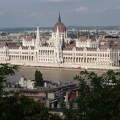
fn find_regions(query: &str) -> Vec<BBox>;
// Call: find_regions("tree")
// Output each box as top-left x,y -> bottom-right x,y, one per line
0,94 -> 62,120
0,64 -> 62,120
64,70 -> 120,120
0,64 -> 18,96
34,70 -> 44,87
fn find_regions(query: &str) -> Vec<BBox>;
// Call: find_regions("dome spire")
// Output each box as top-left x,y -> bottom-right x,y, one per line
58,12 -> 61,23
53,12 -> 66,33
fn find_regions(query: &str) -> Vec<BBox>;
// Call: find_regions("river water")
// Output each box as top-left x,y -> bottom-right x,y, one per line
8,66 -> 106,84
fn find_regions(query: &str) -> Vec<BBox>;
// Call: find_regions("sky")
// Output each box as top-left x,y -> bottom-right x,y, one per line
0,0 -> 120,27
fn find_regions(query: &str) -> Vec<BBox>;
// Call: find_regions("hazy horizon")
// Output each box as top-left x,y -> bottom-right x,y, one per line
0,0 -> 120,27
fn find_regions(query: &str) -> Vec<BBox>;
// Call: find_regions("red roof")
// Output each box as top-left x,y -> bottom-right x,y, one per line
53,23 -> 66,33
24,37 -> 33,41
99,40 -> 109,42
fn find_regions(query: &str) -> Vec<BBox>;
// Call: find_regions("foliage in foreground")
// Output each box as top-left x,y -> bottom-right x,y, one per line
0,64 -> 62,120
0,64 -> 18,95
64,70 -> 120,120
0,95 -> 62,120
1,64 -> 120,120
34,70 -> 44,87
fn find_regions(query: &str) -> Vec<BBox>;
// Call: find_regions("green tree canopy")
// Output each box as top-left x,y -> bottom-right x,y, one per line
0,64 -> 62,120
0,64 -> 18,96
34,70 -> 44,87
0,94 -> 62,120
65,70 -> 120,120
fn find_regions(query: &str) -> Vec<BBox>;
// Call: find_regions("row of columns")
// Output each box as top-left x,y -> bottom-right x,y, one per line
39,50 -> 54,56
63,56 -> 111,65
9,55 -> 34,61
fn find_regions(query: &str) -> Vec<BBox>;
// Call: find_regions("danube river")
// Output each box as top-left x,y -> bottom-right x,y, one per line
8,66 -> 106,83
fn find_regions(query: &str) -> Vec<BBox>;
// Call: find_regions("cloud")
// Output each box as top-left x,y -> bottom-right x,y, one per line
0,10 -> 9,16
48,0 -> 64,2
0,10 -> 33,17
111,6 -> 120,11
75,7 -> 89,12
97,6 -> 120,13
0,11 -> 5,15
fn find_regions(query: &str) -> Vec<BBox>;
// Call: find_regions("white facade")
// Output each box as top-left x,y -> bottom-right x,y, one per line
22,37 -> 35,47
19,77 -> 35,89
76,37 -> 99,48
0,16 -> 120,70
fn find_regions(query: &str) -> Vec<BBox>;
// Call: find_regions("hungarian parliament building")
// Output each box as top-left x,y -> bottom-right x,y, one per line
0,14 -> 120,69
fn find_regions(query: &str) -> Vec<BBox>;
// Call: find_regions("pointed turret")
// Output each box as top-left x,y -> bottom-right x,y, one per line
53,13 -> 66,33
56,26 -> 59,35
58,12 -> 61,23
35,26 -> 40,48
36,26 -> 40,40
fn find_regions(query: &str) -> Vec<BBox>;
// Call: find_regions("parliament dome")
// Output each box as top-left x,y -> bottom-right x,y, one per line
53,13 -> 66,33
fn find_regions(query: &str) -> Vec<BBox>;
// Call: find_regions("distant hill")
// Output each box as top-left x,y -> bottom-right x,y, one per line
0,27 -> 52,33
0,26 -> 120,33
68,26 -> 120,30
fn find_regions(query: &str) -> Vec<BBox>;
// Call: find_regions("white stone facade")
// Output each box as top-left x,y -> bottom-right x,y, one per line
19,77 -> 34,89
76,37 -> 99,48
22,37 -> 35,47
0,16 -> 120,70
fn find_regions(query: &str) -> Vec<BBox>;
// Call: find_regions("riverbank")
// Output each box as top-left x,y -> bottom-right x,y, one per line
8,66 -> 109,84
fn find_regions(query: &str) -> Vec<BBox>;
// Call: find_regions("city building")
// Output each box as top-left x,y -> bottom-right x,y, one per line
0,14 -> 120,69
18,77 -> 35,89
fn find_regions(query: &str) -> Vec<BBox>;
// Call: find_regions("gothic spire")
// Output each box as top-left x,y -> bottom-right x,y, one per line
36,26 -> 40,40
35,26 -> 40,48
58,12 -> 61,23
